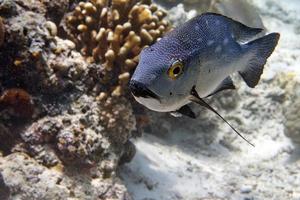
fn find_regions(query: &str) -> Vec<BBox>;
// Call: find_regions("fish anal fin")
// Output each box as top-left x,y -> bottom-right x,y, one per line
239,33 -> 280,88
176,105 -> 196,119
206,76 -> 235,97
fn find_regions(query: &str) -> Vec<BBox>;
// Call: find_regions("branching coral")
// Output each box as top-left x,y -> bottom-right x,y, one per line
62,0 -> 170,96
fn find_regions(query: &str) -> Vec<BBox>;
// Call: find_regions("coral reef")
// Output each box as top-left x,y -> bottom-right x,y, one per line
0,17 -> 4,47
62,0 -> 170,96
43,0 -> 70,23
0,88 -> 34,118
0,153 -> 132,200
0,0 -> 169,199
284,98 -> 300,144
277,73 -> 300,145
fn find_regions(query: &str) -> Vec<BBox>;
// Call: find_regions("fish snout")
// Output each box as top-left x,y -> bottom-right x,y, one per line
129,80 -> 160,100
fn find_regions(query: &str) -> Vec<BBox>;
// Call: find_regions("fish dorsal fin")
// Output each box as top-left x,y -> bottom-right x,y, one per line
176,105 -> 196,119
189,86 -> 254,147
231,20 -> 263,43
202,13 -> 264,43
206,76 -> 236,97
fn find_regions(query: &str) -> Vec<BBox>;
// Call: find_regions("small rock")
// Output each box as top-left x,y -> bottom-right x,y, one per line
44,21 -> 57,36
240,185 -> 252,194
243,197 -> 254,200
266,88 -> 285,103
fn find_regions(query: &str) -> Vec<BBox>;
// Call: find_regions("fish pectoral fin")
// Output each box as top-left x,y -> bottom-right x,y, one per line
206,76 -> 236,97
239,33 -> 280,88
176,105 -> 196,119
189,86 -> 254,147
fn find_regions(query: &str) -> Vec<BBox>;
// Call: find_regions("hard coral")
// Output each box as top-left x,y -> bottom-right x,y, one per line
0,88 -> 34,118
18,93 -> 136,168
0,17 -> 4,47
98,95 -> 136,144
62,0 -> 170,95
41,0 -> 69,23
0,153 -> 132,199
278,73 -> 300,146
0,0 -> 170,197
0,0 -> 137,167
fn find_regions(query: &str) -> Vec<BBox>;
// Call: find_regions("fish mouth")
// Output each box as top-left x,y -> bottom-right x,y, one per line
129,80 -> 160,100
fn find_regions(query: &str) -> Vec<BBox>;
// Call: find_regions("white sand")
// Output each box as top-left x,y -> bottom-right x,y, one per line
121,1 -> 300,199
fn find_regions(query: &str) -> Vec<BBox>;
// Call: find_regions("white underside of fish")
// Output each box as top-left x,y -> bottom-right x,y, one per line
134,51 -> 254,113
134,95 -> 190,112
134,55 -> 251,112
196,52 -> 252,97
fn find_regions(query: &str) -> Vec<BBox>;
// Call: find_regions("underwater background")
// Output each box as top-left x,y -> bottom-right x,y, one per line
0,0 -> 299,199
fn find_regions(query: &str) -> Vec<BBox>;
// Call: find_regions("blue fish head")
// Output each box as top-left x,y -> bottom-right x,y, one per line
130,42 -> 197,112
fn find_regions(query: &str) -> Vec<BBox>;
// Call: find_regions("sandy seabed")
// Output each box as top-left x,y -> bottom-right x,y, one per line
120,0 -> 300,199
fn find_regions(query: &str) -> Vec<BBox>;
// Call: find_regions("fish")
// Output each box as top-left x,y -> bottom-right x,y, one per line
129,13 -> 280,146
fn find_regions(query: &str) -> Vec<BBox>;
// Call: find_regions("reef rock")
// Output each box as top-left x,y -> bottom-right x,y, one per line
0,153 -> 131,200
278,73 -> 300,145
0,0 -> 168,199
0,17 -> 4,47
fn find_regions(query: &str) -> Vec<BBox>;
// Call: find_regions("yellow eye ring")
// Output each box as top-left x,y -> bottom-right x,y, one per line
168,60 -> 184,80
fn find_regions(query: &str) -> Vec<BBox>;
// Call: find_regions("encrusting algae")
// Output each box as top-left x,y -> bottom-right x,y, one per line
62,0 -> 170,96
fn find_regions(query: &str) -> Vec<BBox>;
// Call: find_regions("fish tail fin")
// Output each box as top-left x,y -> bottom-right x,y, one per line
239,33 -> 280,88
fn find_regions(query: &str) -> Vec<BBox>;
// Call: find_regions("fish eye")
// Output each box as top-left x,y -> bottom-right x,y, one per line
167,60 -> 184,80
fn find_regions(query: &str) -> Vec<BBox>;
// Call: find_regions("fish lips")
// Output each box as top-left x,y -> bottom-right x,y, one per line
129,80 -> 160,100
